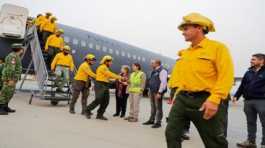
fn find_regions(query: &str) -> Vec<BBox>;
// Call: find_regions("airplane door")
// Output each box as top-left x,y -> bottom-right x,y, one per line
0,4 -> 29,39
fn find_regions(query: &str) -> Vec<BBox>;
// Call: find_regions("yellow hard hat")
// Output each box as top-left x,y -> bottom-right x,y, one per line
85,54 -> 96,60
100,55 -> 113,64
63,45 -> 71,51
56,29 -> 64,34
178,13 -> 215,32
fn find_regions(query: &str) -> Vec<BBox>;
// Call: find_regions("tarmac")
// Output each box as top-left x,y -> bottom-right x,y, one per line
0,87 -> 263,148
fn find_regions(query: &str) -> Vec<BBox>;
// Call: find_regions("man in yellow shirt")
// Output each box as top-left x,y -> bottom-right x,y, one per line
34,14 -> 45,29
165,13 -> 234,148
70,54 -> 96,115
40,16 -> 58,48
86,55 -> 122,120
37,12 -> 52,48
44,29 -> 64,69
51,45 -> 74,92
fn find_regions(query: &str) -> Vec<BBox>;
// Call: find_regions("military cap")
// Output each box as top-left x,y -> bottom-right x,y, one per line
11,43 -> 24,49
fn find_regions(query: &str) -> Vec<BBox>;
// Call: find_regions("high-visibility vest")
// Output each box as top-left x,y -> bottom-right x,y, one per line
128,71 -> 143,93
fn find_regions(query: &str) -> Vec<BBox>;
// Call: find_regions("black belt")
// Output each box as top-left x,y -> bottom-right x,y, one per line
96,81 -> 109,86
56,64 -> 70,68
179,91 -> 210,97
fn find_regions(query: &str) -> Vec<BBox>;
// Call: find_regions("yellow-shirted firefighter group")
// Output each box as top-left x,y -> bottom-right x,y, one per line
1,10 -> 265,148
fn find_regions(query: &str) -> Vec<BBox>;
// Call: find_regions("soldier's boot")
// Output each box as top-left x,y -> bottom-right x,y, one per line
5,103 -> 16,113
0,104 -> 8,115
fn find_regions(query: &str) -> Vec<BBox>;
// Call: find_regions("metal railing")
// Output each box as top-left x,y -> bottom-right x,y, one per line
27,26 -> 48,93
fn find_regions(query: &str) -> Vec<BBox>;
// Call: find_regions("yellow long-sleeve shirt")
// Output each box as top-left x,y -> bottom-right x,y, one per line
34,15 -> 46,27
45,34 -> 64,51
74,62 -> 96,81
96,64 -> 121,83
170,38 -> 234,105
40,19 -> 57,33
51,52 -> 75,71
168,60 -> 180,89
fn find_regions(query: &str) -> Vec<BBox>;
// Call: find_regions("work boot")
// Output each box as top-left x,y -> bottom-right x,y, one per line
5,104 -> 16,113
124,116 -> 133,120
151,123 -> 161,128
69,104 -> 75,114
128,118 -> 138,122
113,113 -> 119,117
81,103 -> 87,115
86,110 -> 93,119
69,108 -> 75,114
236,140 -> 257,148
143,120 -> 154,125
120,113 -> 125,118
181,131 -> 190,140
81,110 -> 86,115
96,115 -> 108,121
0,105 -> 8,115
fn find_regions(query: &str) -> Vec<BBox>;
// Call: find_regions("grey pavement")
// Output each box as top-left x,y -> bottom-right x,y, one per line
0,90 -> 263,148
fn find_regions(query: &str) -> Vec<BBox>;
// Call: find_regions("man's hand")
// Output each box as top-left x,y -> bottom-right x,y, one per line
8,80 -> 16,86
155,93 -> 162,100
232,96 -> 238,104
199,100 -> 218,120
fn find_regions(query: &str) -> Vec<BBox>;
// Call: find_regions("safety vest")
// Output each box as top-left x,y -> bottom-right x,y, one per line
128,71 -> 144,93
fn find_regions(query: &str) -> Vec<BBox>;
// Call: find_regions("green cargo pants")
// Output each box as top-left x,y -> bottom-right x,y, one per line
165,91 -> 228,148
86,81 -> 110,116
0,82 -> 16,105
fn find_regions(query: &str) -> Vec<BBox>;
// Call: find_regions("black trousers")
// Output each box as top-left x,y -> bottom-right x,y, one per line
115,92 -> 129,116
87,81 -> 110,116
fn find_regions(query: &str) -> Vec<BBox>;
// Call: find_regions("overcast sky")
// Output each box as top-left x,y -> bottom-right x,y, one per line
0,0 -> 264,76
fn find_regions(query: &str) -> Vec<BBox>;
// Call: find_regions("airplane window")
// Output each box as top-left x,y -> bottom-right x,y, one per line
89,43 -> 93,49
96,44 -> 101,50
133,55 -> 136,59
81,41 -> 86,47
121,51 -> 125,56
109,48 -> 113,54
142,57 -> 146,62
138,56 -> 141,61
102,46 -> 107,52
115,50 -> 119,55
73,38 -> 79,45
127,53 -> 131,58
64,36 -> 70,43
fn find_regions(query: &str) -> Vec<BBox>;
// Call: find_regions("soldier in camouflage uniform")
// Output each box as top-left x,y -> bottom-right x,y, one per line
0,58 -> 4,90
0,43 -> 23,115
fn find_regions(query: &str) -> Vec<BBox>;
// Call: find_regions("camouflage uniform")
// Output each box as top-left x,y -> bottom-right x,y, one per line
0,52 -> 22,105
0,63 -> 4,90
